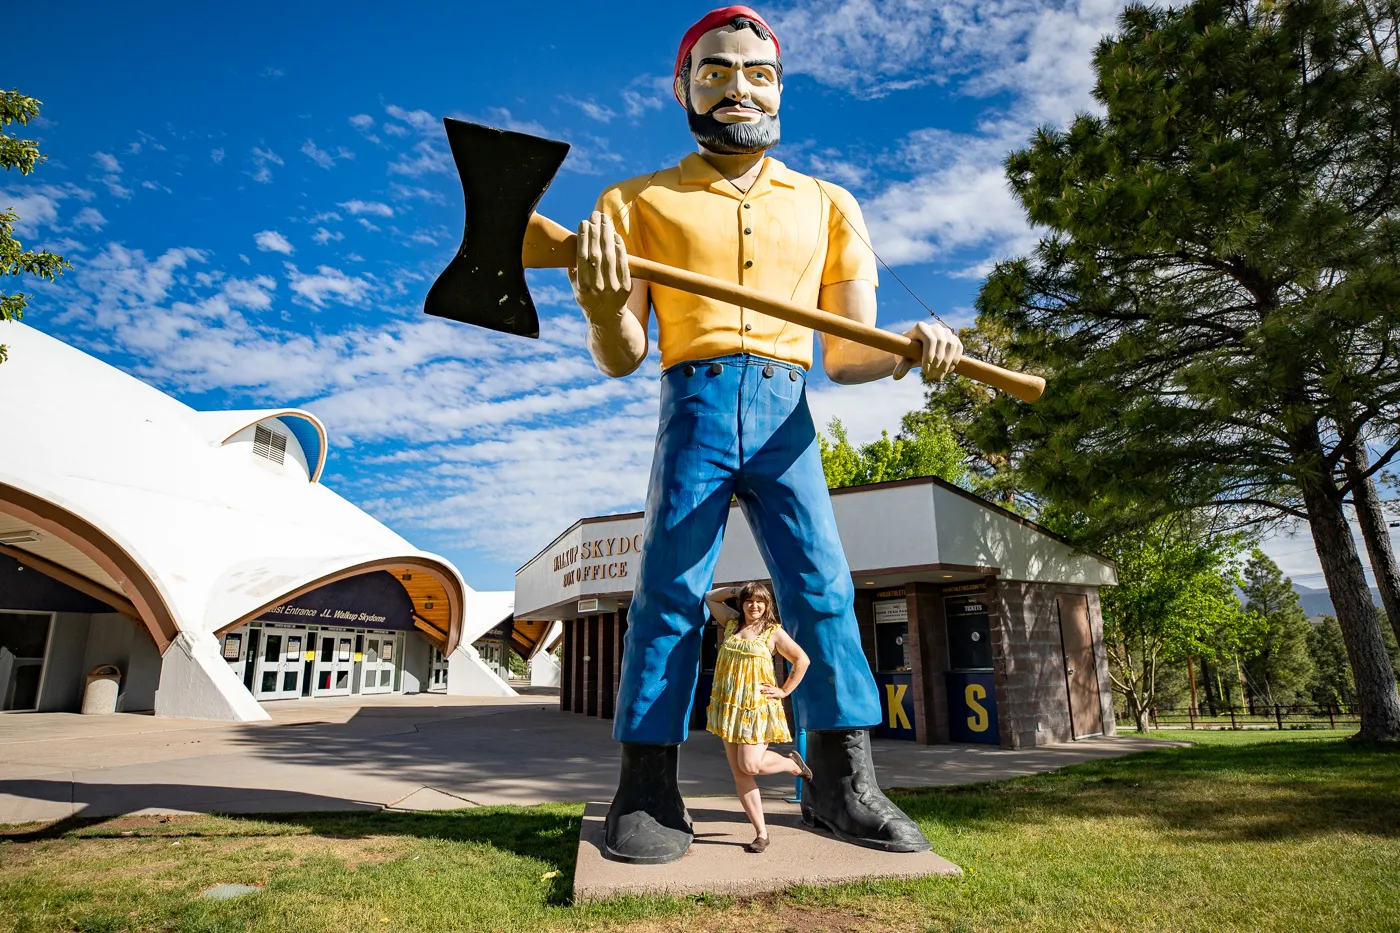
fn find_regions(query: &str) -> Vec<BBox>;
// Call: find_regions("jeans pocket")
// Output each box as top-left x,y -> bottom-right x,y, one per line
764,366 -> 805,407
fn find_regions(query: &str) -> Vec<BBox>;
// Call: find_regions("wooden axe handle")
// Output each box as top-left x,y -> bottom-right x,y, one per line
626,257 -> 1045,403
522,213 -> 1044,402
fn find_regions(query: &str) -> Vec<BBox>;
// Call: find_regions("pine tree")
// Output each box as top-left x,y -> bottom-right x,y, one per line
1240,550 -> 1317,705
974,0 -> 1400,739
1309,615 -> 1357,707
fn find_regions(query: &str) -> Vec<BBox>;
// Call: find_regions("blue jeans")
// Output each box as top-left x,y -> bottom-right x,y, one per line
613,353 -> 881,744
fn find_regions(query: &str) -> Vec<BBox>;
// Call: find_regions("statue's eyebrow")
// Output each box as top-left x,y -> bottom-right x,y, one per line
696,56 -> 779,71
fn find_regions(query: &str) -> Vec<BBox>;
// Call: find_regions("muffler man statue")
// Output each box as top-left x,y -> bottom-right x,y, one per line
571,5 -> 964,864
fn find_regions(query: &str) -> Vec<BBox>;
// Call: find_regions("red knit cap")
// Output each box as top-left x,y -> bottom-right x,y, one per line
673,6 -> 781,106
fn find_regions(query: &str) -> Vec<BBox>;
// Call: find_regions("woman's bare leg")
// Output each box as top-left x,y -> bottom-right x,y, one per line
725,741 -> 768,840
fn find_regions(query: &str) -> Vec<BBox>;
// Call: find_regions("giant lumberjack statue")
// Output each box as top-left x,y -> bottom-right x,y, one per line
424,5 -> 1044,867
574,6 -> 958,864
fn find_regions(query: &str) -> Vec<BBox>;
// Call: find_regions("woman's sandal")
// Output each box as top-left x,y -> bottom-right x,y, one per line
789,750 -> 814,782
744,835 -> 769,854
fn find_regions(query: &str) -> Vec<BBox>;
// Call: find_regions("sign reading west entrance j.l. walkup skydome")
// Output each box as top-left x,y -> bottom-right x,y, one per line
258,571 -> 416,631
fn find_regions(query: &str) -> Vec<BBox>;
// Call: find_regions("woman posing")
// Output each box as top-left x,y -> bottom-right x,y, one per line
704,581 -> 815,853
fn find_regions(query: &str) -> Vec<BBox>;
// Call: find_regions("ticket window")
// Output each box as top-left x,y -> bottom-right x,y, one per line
945,594 -> 993,671
872,599 -> 910,673
871,599 -> 915,741
944,592 -> 999,744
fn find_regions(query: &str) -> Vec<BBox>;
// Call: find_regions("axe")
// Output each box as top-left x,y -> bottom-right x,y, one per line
424,119 -> 1045,403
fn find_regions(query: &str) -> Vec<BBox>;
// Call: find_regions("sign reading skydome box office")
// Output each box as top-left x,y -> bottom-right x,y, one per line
553,533 -> 645,586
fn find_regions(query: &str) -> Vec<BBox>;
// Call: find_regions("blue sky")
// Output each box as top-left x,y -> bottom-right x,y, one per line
8,0 -> 1356,592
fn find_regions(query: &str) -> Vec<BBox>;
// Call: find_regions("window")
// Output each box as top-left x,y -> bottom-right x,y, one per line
945,594 -> 992,670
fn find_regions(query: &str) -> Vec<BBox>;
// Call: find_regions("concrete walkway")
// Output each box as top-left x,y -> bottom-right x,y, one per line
0,694 -> 1176,825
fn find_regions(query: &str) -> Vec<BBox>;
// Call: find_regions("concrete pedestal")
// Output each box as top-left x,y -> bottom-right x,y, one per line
572,796 -> 962,902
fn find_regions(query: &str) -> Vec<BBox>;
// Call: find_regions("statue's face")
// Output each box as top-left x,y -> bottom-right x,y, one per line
677,25 -> 782,155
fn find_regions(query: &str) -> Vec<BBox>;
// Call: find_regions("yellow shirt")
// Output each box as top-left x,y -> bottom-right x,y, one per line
595,153 -> 878,371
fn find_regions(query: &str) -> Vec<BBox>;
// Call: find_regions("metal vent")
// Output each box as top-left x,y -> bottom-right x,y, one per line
253,424 -> 288,465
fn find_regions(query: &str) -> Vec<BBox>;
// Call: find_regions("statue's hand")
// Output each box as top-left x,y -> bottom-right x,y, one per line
896,320 -> 963,381
570,211 -> 632,324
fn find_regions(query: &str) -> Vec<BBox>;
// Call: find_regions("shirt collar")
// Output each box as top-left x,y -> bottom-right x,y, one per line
677,152 -> 796,199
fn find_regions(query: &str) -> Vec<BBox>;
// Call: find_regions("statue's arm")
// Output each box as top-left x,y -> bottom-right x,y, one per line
572,210 -> 650,377
817,282 -> 963,385
814,180 -> 962,384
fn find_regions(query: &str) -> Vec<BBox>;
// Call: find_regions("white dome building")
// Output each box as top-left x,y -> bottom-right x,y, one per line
0,322 -> 514,720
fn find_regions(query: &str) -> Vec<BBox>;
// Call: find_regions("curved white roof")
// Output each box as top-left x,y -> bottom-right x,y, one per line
0,322 -> 471,654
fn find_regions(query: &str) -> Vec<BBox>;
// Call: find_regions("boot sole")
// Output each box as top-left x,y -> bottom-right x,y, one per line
801,807 -> 933,854
602,843 -> 691,865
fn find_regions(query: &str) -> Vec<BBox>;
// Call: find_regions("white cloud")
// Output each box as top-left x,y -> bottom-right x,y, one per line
349,113 -> 375,130
806,372 -> 928,446
312,226 -> 344,244
357,218 -> 381,232
562,96 -> 616,123
286,263 -> 372,308
338,199 -> 394,217
384,104 -> 438,133
390,183 -> 446,204
301,138 -> 354,169
92,151 -> 121,173
210,148 -> 225,164
1,183 -> 96,237
388,138 -> 451,176
621,75 -> 672,117
71,207 -> 107,230
248,146 -> 283,184
774,0 -> 1122,269
253,229 -> 295,254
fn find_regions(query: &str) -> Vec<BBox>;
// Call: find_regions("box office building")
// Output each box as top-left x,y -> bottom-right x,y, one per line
0,323 -> 515,720
515,476 -> 1119,748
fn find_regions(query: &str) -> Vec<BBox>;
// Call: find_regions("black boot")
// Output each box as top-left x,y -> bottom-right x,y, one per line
800,729 -> 931,853
603,743 -> 693,864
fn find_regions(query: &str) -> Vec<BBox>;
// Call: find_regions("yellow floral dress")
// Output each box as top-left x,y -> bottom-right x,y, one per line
706,620 -> 793,745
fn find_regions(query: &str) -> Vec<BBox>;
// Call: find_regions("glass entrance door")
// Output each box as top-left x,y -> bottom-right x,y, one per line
479,642 -> 507,680
312,632 -> 355,697
0,612 -> 52,712
360,634 -> 396,695
429,647 -> 449,692
254,628 -> 307,700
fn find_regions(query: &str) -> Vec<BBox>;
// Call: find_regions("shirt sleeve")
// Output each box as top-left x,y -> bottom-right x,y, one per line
818,180 -> 879,289
595,182 -> 641,257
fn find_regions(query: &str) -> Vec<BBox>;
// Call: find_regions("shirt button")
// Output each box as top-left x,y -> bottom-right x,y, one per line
789,369 -> 799,381
744,324 -> 752,332
745,260 -> 753,268
743,203 -> 751,209
709,362 -> 723,375
683,364 -> 695,377
763,364 -> 774,378
744,227 -> 752,235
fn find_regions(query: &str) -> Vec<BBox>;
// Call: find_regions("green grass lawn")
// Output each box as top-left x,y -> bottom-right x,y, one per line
2,731 -> 1396,933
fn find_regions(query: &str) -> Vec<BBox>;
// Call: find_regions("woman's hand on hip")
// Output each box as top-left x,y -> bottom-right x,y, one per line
760,684 -> 787,699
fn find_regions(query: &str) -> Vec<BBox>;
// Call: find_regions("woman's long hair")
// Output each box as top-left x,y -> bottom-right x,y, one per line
737,581 -> 780,632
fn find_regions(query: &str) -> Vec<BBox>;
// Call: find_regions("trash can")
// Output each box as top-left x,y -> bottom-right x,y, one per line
81,665 -> 122,715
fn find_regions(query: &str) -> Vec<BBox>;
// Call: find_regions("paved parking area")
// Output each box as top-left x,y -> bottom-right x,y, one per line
0,693 -> 1175,825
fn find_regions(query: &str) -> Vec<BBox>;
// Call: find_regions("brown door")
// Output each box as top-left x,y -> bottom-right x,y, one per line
1057,595 -> 1104,738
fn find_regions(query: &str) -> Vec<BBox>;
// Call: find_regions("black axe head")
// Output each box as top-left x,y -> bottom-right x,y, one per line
424,118 -> 570,339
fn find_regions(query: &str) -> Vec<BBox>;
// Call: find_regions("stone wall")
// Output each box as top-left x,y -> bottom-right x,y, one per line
990,582 -> 1116,747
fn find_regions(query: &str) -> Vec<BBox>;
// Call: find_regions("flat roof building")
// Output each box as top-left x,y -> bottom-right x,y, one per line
516,477 -> 1120,748
0,323 -> 513,720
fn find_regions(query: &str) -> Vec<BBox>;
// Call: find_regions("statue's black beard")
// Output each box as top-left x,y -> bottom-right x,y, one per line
687,101 -> 781,155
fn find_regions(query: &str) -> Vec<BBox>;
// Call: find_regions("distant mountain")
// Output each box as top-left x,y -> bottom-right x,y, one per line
1291,583 -> 1383,619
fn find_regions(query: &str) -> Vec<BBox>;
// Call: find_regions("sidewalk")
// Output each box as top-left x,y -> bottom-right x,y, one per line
0,694 -> 1177,825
